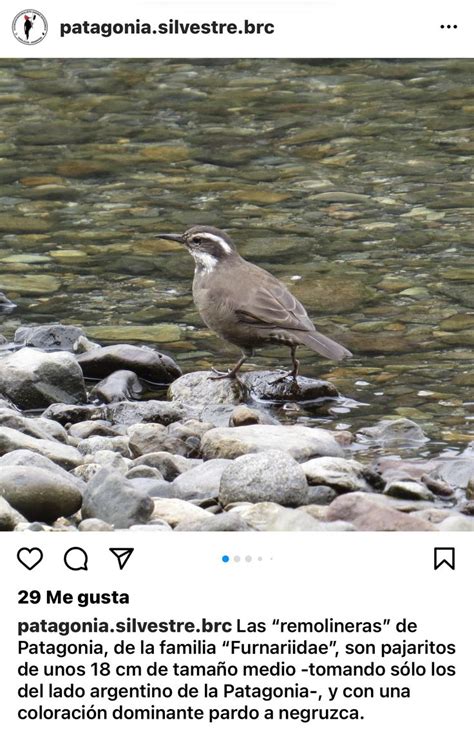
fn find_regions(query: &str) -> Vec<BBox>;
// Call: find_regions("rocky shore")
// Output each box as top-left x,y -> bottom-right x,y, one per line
0,323 -> 473,533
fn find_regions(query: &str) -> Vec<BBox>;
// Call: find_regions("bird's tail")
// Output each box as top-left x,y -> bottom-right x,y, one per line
293,330 -> 352,361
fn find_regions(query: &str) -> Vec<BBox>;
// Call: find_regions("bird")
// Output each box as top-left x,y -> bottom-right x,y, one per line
157,225 -> 352,382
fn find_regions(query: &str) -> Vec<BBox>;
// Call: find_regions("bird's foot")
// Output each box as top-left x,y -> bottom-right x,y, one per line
270,370 -> 299,387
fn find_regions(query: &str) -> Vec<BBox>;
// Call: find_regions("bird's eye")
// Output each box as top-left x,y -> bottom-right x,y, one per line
191,237 -> 202,246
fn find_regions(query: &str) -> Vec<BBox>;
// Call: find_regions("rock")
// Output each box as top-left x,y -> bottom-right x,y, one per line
325,493 -> 436,531
127,423 -> 167,456
125,465 -> 163,480
82,468 -> 154,528
0,449 -> 85,491
151,498 -> 213,527
0,407 -> 65,443
68,420 -> 119,439
357,418 -> 429,448
130,478 -> 174,497
242,371 -> 339,403
301,456 -> 373,492
411,509 -> 454,525
238,501 -> 353,531
0,496 -> 27,530
432,458 -> 474,491
0,466 -> 82,523
168,371 -> 246,406
14,324 -> 84,351
421,474 -> 455,498
71,464 -> 103,482
219,451 -> 308,507
167,419 -> 215,441
103,400 -> 184,426
384,480 -> 434,501
0,292 -> 16,312
173,459 -> 232,500
77,344 -> 181,383
130,452 -> 199,481
42,403 -> 100,425
229,405 -> 278,427
306,485 -> 339,504
0,427 -> 82,469
201,424 -> 343,461
174,512 -> 254,531
78,518 -> 114,532
83,450 -> 131,473
0,347 -> 87,409
77,435 -> 131,458
129,520 -> 173,532
90,370 -> 144,403
438,515 -> 474,531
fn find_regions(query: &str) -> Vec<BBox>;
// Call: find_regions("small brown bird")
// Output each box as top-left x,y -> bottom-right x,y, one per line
158,225 -> 352,381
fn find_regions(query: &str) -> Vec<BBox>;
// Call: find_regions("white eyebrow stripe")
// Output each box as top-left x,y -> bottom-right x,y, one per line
193,232 -> 233,254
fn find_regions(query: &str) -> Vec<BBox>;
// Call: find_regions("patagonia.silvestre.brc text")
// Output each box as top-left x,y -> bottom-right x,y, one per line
60,18 -> 275,38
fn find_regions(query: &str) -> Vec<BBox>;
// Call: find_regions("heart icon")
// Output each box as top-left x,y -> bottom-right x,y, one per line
17,547 -> 43,571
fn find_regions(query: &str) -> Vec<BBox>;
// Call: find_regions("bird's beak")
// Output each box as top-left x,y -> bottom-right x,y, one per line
157,233 -> 185,244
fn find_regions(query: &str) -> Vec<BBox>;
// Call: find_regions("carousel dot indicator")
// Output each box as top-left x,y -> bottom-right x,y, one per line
222,555 -> 230,563
234,555 -> 241,562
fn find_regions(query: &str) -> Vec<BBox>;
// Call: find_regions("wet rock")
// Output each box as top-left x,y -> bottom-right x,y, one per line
421,475 -> 455,498
384,480 -> 434,501
77,435 -> 131,458
0,449 -> 85,491
242,371 -> 339,403
201,424 -> 343,462
14,324 -> 84,351
151,498 -> 213,527
78,518 -> 115,532
302,456 -> 373,492
77,344 -> 181,383
0,348 -> 87,409
173,459 -> 232,500
174,512 -> 254,531
103,400 -> 184,427
68,420 -> 119,439
127,423 -> 167,457
90,370 -> 144,403
325,493 -> 436,531
219,450 -> 308,507
82,468 -> 154,528
168,371 -> 246,406
229,405 -> 278,427
357,418 -> 429,448
0,496 -> 27,531
0,292 -> 16,312
0,427 -> 82,469
42,403 -> 101,425
432,458 -> 474,491
130,452 -> 199,481
0,466 -> 83,523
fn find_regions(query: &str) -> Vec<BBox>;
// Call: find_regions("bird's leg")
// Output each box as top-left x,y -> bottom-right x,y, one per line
270,346 -> 300,386
210,352 -> 247,381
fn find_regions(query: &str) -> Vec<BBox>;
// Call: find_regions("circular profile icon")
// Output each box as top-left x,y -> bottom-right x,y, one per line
12,9 -> 47,45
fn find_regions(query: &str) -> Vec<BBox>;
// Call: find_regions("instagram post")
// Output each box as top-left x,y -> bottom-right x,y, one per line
0,1 -> 472,737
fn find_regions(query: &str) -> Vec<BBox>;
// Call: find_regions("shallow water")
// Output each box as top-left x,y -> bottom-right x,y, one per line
0,58 -> 473,457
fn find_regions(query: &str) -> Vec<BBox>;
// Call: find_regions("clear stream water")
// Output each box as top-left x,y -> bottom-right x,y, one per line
0,58 -> 473,459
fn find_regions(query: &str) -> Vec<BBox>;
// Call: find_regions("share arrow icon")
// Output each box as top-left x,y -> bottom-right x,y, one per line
109,548 -> 134,571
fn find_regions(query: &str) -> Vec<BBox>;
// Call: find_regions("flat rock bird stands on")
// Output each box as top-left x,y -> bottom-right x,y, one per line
158,226 -> 352,380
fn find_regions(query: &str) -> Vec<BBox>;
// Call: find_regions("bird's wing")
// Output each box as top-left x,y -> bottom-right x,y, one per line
235,275 -> 316,333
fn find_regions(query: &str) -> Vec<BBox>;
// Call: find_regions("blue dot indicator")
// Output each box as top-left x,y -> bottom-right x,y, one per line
222,555 -> 230,563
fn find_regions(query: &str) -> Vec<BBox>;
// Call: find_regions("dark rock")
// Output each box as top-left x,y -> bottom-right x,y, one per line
0,347 -> 87,409
0,292 -> 16,312
0,465 -> 83,523
42,403 -> 101,425
0,496 -> 27,530
242,370 -> 339,403
14,324 -> 84,351
77,344 -> 181,383
219,450 -> 308,507
421,474 -> 455,498
174,512 -> 254,531
82,468 -> 154,528
90,370 -> 144,403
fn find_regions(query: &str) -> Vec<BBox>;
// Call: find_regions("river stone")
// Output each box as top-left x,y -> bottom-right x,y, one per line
201,424 -> 343,461
83,450 -> 131,472
229,405 -> 278,427
174,512 -> 254,531
0,449 -> 86,491
42,403 -> 101,425
219,450 -> 308,507
173,459 -> 232,500
128,423 -> 167,457
82,468 -> 154,528
77,344 -> 181,383
357,418 -> 429,448
238,501 -> 351,531
325,493 -> 436,531
0,427 -> 82,469
0,347 -> 87,409
125,465 -> 163,480
301,457 -> 372,492
151,498 -> 213,527
129,519 -> 173,532
77,435 -> 131,458
0,292 -> 16,312
102,400 -> 184,426
432,457 -> 474,491
168,371 -> 246,406
0,466 -> 83,523
0,496 -> 27,530
14,324 -> 84,351
78,518 -> 115,532
130,452 -> 199,481
242,371 -> 339,403
384,480 -> 434,501
90,370 -> 144,403
438,515 -> 474,531
68,420 -> 119,439
0,407 -> 64,442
